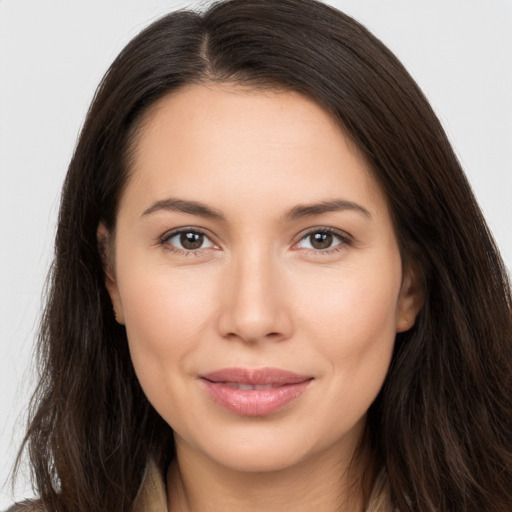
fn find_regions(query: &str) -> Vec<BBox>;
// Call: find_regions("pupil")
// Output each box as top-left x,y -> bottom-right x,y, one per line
180,232 -> 203,250
311,232 -> 332,249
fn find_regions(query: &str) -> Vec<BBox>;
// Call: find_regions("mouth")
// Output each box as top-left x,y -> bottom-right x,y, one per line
199,367 -> 314,416
219,383 -> 284,390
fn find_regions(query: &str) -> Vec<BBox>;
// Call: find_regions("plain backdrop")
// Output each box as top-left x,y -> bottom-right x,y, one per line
1,0 -> 511,507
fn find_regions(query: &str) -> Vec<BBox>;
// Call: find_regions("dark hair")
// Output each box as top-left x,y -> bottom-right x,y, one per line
15,0 -> 512,510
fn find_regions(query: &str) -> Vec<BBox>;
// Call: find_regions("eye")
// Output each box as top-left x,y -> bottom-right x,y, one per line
164,229 -> 215,252
296,229 -> 349,251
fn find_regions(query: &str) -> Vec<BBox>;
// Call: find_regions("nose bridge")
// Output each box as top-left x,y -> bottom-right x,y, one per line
236,244 -> 274,309
217,241 -> 291,343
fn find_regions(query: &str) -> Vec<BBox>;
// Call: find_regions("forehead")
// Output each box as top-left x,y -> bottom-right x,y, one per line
121,83 -> 386,219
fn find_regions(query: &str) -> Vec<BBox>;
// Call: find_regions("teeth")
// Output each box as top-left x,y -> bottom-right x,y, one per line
238,384 -> 256,390
223,383 -> 275,390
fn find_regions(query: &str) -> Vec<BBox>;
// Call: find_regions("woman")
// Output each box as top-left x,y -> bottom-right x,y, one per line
10,0 -> 512,510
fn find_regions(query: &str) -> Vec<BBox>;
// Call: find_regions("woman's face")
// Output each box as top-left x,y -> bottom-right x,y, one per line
105,84 -> 421,473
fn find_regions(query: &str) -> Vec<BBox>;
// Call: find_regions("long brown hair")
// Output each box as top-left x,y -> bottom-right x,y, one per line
15,1 -> 512,510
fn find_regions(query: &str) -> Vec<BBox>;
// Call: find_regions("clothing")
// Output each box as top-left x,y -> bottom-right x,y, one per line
132,458 -> 168,512
131,458 -> 396,512
6,459 -> 395,511
4,503 -> 43,512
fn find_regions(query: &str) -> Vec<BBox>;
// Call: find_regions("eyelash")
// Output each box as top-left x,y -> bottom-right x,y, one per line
159,227 -> 353,256
294,227 -> 353,255
160,227 -> 217,257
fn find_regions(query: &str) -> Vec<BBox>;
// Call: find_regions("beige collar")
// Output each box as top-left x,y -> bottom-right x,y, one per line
132,459 -> 395,512
132,459 -> 168,512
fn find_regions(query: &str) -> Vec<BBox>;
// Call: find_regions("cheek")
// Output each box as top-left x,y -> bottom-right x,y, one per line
297,258 -> 400,338
115,255 -> 221,403
124,276 -> 207,347
293,259 -> 400,414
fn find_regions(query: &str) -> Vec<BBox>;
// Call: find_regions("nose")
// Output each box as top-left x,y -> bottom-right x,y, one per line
216,247 -> 293,344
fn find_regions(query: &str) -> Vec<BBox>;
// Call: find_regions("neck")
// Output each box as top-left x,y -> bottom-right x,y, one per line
166,437 -> 374,512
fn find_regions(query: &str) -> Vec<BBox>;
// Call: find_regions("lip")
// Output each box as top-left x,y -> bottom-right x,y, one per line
199,367 -> 313,416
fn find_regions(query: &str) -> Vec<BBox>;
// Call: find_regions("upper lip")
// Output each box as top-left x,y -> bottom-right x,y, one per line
200,367 -> 312,386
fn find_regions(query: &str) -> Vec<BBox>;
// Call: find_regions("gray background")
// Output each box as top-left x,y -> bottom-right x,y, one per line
1,0 -> 511,506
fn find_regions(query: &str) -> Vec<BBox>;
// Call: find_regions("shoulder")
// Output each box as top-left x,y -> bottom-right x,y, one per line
3,501 -> 45,512
366,470 -> 398,512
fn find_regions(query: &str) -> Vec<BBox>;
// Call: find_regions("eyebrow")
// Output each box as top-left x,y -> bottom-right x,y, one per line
141,198 -> 225,220
141,197 -> 370,222
285,199 -> 371,220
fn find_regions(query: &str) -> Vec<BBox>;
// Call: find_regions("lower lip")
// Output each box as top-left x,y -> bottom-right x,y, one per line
201,379 -> 312,416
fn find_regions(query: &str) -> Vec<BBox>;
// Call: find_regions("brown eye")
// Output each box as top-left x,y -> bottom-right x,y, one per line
296,229 -> 347,252
165,230 -> 214,252
309,232 -> 333,249
180,232 -> 204,250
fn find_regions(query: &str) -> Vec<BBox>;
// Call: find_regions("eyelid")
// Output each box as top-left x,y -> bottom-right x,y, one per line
159,226 -> 220,254
292,226 -> 354,252
158,225 -> 353,255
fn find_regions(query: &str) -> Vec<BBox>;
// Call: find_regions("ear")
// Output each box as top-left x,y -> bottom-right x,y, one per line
396,263 -> 424,333
97,222 -> 125,324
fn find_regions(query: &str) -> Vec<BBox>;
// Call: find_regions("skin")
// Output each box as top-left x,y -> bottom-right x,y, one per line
103,84 -> 423,512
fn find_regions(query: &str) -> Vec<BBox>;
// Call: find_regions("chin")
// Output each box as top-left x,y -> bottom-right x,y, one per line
179,417 -> 363,475
206,441 -> 312,473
